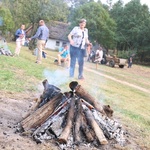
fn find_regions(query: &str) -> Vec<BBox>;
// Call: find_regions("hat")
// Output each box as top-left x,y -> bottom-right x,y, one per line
79,18 -> 86,23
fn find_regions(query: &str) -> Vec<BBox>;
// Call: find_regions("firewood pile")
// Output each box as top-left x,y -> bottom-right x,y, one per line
19,79 -> 126,150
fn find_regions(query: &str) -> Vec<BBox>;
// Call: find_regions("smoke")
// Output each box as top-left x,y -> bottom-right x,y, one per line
88,73 -> 106,105
43,68 -> 70,87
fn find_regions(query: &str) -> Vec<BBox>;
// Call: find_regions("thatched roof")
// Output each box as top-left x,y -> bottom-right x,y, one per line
47,21 -> 70,42
25,21 -> 70,41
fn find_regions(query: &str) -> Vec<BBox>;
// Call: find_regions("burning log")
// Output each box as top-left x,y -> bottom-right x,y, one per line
57,97 -> 76,144
38,79 -> 62,108
69,81 -> 106,116
33,99 -> 70,142
73,99 -> 82,145
80,116 -> 95,142
83,104 -> 108,145
21,93 -> 64,131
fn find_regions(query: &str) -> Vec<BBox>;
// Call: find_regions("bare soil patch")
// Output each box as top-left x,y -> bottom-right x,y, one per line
0,65 -> 149,150
0,93 -> 147,150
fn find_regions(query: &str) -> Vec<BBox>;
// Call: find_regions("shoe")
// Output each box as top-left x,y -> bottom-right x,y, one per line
78,76 -> 85,80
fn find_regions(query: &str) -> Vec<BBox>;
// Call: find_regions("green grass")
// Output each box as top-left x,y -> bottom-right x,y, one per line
0,42 -> 150,149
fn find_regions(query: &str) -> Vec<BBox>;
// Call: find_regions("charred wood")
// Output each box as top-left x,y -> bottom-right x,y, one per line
33,100 -> 70,142
38,79 -> 62,108
80,114 -> 95,143
57,97 -> 76,144
69,81 -> 106,115
92,108 -> 125,146
82,104 -> 108,145
21,93 -> 63,131
73,99 -> 82,145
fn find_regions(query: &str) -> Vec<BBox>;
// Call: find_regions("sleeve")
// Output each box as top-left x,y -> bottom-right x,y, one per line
69,26 -> 77,36
31,27 -> 41,39
15,29 -> 20,37
85,28 -> 88,38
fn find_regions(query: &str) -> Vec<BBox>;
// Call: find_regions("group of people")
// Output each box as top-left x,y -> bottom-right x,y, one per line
14,19 -> 92,80
14,18 -> 133,81
14,20 -> 49,65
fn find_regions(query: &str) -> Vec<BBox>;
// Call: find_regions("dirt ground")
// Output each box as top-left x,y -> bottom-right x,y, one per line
0,65 -> 149,150
0,91 -> 139,150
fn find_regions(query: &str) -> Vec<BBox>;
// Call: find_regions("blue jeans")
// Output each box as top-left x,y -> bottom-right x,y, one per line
128,62 -> 132,68
42,51 -> 46,58
70,45 -> 85,77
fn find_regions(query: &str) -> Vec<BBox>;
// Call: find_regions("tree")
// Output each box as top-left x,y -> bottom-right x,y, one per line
1,0 -> 69,32
110,0 -> 150,62
1,0 -> 69,49
0,6 -> 14,36
69,2 -> 116,48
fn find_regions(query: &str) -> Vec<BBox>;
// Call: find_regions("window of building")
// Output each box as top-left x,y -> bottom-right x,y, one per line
62,42 -> 67,46
56,41 -> 60,46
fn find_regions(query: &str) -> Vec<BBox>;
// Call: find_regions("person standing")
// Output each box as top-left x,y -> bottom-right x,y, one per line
94,46 -> 103,64
86,42 -> 92,62
68,19 -> 91,80
128,56 -> 133,68
29,20 -> 49,64
14,24 -> 26,56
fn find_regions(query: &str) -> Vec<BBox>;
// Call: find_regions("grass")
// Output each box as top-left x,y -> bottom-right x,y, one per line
0,42 -> 150,149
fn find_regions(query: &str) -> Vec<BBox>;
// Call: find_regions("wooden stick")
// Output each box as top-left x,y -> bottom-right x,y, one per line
57,97 -> 75,144
69,82 -> 106,115
74,99 -> 82,145
83,105 -> 108,145
21,93 -> 63,131
80,114 -> 95,142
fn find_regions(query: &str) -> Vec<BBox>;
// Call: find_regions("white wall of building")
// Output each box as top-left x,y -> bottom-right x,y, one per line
45,39 -> 70,51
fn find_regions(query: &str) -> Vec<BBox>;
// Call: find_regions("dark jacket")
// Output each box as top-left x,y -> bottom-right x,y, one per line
15,29 -> 25,39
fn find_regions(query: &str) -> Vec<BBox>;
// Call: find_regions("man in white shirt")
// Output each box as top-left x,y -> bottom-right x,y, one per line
94,47 -> 103,64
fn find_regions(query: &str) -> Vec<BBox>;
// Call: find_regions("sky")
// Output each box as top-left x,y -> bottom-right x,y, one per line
100,0 -> 150,8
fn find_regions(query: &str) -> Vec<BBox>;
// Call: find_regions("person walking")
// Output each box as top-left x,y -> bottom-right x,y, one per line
68,19 -> 91,80
14,24 -> 26,56
29,20 -> 49,64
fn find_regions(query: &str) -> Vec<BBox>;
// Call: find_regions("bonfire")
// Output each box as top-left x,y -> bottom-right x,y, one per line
18,79 -> 126,150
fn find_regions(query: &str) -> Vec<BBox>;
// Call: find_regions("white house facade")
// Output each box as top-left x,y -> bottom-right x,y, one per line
45,38 -> 70,51
45,21 -> 70,51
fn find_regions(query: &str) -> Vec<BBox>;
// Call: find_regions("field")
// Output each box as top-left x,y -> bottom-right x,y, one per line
0,42 -> 150,150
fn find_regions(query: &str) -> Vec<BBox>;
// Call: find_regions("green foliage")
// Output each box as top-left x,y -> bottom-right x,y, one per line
69,2 -> 117,48
110,0 -> 150,63
1,0 -> 69,37
117,49 -> 136,59
17,0 -> 69,24
0,6 -> 15,34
